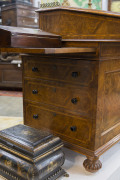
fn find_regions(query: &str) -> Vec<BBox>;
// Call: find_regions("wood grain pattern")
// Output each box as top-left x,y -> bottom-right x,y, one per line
0,26 -> 62,48
1,9 -> 17,26
24,79 -> 96,119
1,7 -> 119,173
23,56 -> 98,87
17,8 -> 37,19
1,4 -> 39,28
99,42 -> 120,59
24,101 -> 93,147
0,47 -> 96,54
96,59 -> 120,149
0,62 -> 22,89
22,54 -> 98,154
22,43 -> 120,173
38,7 -> 120,40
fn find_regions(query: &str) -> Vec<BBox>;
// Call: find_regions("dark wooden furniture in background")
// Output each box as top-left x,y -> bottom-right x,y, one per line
1,3 -> 39,28
0,0 -> 11,6
0,8 -> 1,25
0,0 -> 39,89
0,7 -> 120,173
0,1 -> 11,26
0,1 -> 13,25
0,26 -> 61,48
0,61 -> 22,89
0,26 -> 61,90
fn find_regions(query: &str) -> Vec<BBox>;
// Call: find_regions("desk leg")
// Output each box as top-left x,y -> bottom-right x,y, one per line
83,156 -> 102,173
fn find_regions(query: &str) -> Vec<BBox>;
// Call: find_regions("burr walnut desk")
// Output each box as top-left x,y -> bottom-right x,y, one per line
0,7 -> 120,173
22,43 -> 120,173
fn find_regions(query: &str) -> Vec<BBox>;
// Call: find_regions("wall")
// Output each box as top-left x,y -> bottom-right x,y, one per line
61,0 -> 102,9
102,0 -> 108,11
33,0 -> 108,11
34,0 -> 39,7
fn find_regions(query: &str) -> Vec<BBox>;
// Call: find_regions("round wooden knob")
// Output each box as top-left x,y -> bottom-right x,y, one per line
72,72 -> 78,78
33,114 -> 38,119
32,67 -> 38,72
32,90 -> 38,94
71,98 -> 78,104
70,126 -> 77,132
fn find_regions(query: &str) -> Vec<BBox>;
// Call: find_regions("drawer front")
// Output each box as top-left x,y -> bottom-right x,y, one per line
17,9 -> 38,18
23,57 -> 97,87
17,17 -> 38,27
2,10 -> 17,26
3,70 -> 22,82
24,102 -> 92,145
24,79 -> 96,119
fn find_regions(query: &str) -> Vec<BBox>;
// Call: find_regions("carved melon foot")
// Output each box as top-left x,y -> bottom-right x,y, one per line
83,156 -> 102,173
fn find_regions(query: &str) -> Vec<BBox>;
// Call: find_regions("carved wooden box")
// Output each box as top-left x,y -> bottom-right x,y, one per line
0,124 -> 66,180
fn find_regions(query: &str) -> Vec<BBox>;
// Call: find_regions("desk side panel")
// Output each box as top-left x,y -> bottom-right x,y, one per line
96,57 -> 120,151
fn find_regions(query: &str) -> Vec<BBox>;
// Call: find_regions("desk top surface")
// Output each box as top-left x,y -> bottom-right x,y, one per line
37,6 -> 120,18
0,47 -> 96,54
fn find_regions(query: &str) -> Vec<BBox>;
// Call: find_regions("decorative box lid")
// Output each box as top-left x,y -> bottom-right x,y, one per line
0,125 -> 63,162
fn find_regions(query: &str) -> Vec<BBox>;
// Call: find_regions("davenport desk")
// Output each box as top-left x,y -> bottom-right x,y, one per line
0,7 -> 120,173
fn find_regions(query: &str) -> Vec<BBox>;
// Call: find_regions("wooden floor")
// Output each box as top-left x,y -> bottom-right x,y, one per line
0,93 -> 23,117
0,90 -> 22,97
0,116 -> 23,131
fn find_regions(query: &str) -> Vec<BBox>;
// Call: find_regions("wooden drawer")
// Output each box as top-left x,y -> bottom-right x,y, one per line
1,10 -> 17,26
23,57 -> 98,87
3,69 -> 22,82
17,9 -> 38,18
24,102 -> 92,145
0,63 -> 22,88
24,79 -> 96,119
17,16 -> 38,27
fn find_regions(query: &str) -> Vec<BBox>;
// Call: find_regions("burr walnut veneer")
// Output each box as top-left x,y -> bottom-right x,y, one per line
0,7 -> 120,173
22,42 -> 120,173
